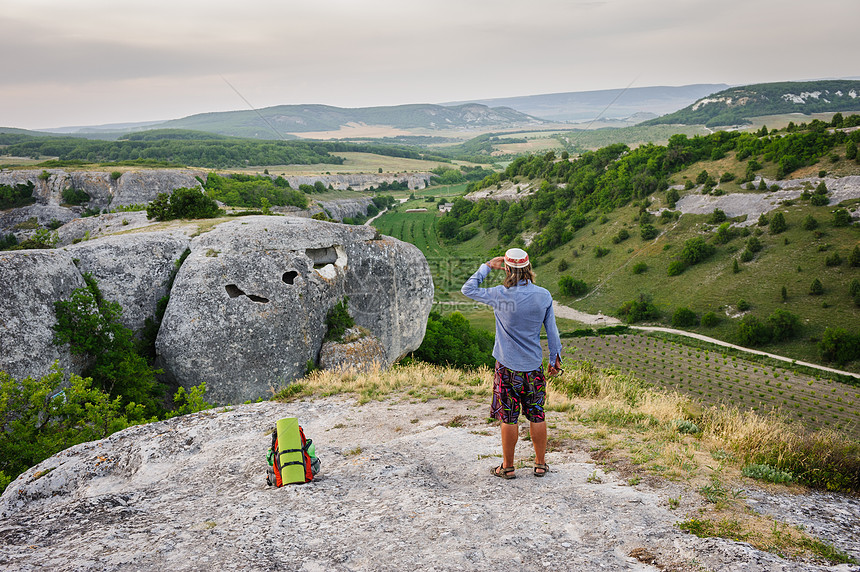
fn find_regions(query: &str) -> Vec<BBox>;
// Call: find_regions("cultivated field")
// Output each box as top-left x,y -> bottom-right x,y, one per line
563,333 -> 860,438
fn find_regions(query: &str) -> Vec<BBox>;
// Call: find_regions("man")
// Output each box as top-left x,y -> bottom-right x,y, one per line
461,247 -> 562,479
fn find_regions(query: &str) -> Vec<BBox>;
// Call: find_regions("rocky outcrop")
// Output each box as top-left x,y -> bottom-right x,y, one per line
0,249 -> 87,381
312,197 -> 373,221
155,216 -> 433,404
2,396 -> 855,571
0,204 -> 78,235
0,168 -> 204,211
112,170 -> 204,207
54,211 -> 152,246
284,172 -> 431,191
319,327 -> 387,373
65,233 -> 191,332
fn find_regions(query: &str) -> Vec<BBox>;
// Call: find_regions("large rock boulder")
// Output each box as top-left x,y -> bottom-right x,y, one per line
156,216 -> 433,404
0,204 -> 77,235
0,249 -> 87,380
64,233 -> 191,332
112,170 -> 204,207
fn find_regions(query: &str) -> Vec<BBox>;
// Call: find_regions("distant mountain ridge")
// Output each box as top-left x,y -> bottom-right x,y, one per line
443,84 -> 729,122
644,80 -> 860,127
150,103 -> 546,139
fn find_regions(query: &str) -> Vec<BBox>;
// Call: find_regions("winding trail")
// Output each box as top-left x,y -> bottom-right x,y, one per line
554,302 -> 860,380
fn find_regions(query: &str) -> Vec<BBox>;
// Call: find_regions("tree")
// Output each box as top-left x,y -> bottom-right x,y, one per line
802,215 -> 819,230
769,212 -> 787,234
696,170 -> 709,185
732,259 -> 740,273
617,294 -> 660,324
809,278 -> 824,295
833,209 -> 852,227
709,208 -> 727,224
847,141 -> 858,161
680,237 -> 715,265
640,225 -> 659,240
666,188 -> 679,208
736,315 -> 773,346
768,309 -> 800,341
672,307 -> 698,327
819,327 -> 860,365
558,276 -> 588,296
53,275 -> 161,413
146,188 -> 220,221
781,285 -> 787,302
701,312 -> 719,327
757,213 -> 769,226
851,245 -> 860,267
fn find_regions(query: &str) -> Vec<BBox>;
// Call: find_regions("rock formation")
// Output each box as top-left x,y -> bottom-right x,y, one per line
156,216 -> 433,404
0,249 -> 87,380
65,233 -> 191,332
1,396 -> 855,571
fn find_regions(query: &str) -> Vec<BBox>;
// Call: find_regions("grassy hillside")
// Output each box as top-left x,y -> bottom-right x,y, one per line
645,80 -> 860,127
151,103 -> 545,138
373,114 -> 860,373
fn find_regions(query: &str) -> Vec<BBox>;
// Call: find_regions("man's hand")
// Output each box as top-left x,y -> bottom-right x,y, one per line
487,256 -> 506,270
547,355 -> 563,377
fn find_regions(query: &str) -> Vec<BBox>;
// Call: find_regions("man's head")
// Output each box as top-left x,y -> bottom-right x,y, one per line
503,248 -> 535,287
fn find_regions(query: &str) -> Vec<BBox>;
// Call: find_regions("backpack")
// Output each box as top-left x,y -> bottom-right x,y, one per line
266,417 -> 320,486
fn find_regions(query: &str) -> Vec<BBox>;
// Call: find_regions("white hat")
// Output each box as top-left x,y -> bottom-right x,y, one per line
504,248 -> 530,268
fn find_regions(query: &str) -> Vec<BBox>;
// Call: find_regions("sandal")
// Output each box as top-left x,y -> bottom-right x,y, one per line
533,463 -> 550,477
491,465 -> 516,479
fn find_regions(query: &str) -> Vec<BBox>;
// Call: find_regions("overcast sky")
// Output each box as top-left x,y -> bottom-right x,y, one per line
2,0 -> 858,129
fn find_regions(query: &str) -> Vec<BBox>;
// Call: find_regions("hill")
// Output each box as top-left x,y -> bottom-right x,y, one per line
645,80 -> 860,127
150,103 -> 546,139
444,84 -> 729,122
376,114 -> 860,372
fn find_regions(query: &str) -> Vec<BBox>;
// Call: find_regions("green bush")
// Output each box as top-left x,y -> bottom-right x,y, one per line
323,297 -> 354,342
559,276 -> 588,296
769,308 -> 801,341
819,327 -> 860,364
594,246 -> 611,258
825,252 -> 842,267
736,315 -> 773,346
701,312 -> 720,327
412,311 -> 494,368
672,307 -> 699,327
769,212 -> 787,234
737,299 -> 751,311
667,259 -> 687,276
741,464 -> 794,484
61,187 -> 90,206
833,209 -> 852,227
0,181 -> 37,210
632,262 -> 648,274
809,278 -> 824,295
802,215 -> 819,230
850,246 -> 860,267
680,237 -> 715,265
708,208 -> 727,224
617,294 -> 660,324
810,193 -> 829,206
640,224 -> 659,240
146,187 -> 221,221
0,365 -> 150,495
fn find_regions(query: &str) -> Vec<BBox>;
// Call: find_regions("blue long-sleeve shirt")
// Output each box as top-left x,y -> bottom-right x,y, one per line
461,263 -> 562,372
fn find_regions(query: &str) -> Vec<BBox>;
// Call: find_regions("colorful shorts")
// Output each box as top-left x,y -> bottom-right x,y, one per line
491,362 -> 546,424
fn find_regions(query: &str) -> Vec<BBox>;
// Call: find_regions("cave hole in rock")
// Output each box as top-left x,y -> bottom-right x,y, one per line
306,246 -> 339,269
225,284 -> 244,298
225,284 -> 269,303
282,271 -> 298,285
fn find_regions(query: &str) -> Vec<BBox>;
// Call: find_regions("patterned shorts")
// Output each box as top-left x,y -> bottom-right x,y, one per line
491,361 -> 546,424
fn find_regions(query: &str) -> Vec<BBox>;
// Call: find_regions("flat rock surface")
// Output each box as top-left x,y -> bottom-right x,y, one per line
1,398 -> 856,572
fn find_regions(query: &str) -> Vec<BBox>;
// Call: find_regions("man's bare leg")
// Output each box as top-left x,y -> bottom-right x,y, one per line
499,422 -> 518,474
530,421 -> 547,474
